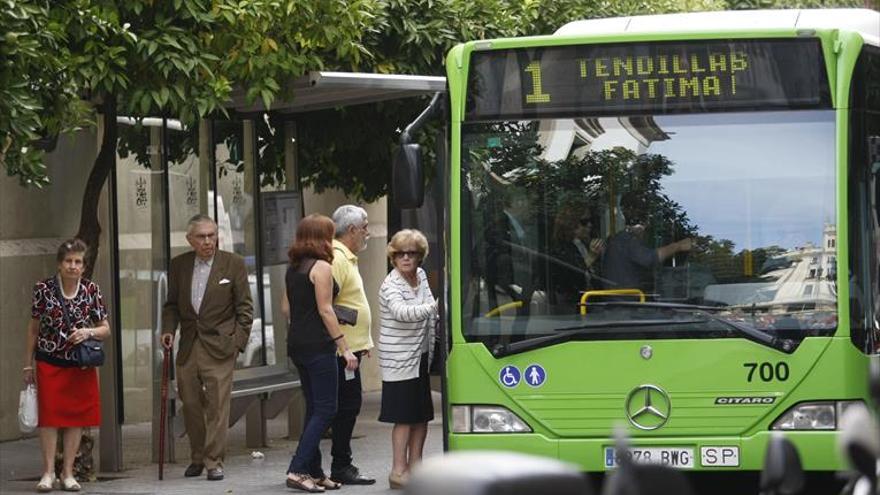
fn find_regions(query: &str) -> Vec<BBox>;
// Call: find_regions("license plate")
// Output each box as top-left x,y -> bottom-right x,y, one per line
604,447 -> 695,469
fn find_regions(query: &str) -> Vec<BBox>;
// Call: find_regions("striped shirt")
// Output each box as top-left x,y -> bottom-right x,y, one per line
378,267 -> 437,382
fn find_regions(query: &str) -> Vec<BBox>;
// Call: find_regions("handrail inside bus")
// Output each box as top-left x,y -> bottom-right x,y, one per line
579,289 -> 646,315
485,301 -> 524,317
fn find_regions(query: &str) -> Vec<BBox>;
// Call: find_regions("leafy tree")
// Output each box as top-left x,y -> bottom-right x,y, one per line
1,0 -> 378,275
0,1 -> 91,186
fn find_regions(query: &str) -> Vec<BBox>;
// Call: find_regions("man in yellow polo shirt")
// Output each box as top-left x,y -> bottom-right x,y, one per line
329,204 -> 376,485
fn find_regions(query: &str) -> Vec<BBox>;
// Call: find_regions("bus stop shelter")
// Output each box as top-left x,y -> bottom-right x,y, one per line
100,71 -> 445,472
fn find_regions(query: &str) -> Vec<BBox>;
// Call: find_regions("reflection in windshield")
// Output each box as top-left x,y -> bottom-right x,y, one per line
461,111 -> 837,346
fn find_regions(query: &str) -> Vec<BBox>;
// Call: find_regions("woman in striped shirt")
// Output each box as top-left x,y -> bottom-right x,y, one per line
378,229 -> 438,489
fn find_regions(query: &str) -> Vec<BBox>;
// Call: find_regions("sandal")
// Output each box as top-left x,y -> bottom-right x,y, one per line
389,471 -> 409,490
60,477 -> 81,492
314,477 -> 342,490
286,473 -> 325,493
36,473 -> 57,492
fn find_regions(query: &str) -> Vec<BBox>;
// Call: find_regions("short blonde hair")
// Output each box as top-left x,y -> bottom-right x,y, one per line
387,229 -> 429,264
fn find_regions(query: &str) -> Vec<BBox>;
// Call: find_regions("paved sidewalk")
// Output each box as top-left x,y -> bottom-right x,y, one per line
0,391 -> 443,494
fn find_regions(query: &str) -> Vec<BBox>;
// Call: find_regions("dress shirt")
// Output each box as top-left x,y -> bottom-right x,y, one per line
191,256 -> 214,313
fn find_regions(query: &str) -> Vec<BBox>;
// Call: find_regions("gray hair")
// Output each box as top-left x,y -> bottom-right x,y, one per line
56,238 -> 88,263
186,214 -> 217,235
332,205 -> 368,238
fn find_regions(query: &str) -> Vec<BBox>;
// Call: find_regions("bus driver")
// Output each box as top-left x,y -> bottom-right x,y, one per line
600,203 -> 693,292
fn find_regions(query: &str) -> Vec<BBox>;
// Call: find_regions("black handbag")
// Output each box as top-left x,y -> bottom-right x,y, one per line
333,304 -> 358,326
73,339 -> 105,367
56,282 -> 105,367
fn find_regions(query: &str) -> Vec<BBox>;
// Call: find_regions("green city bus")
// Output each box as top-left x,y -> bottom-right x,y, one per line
396,8 -> 880,482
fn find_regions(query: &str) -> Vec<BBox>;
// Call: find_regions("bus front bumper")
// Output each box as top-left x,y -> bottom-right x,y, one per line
448,430 -> 845,472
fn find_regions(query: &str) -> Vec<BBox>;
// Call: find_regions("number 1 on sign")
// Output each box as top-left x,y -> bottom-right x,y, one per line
525,62 -> 551,103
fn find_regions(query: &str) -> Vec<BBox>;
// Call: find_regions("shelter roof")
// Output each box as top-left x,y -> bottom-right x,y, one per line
227,71 -> 446,114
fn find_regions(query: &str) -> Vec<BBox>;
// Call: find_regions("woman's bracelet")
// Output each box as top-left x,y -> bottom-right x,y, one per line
332,334 -> 345,342
22,366 -> 33,371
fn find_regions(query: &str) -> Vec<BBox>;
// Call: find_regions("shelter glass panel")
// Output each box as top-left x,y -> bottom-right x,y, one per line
214,119 -> 266,368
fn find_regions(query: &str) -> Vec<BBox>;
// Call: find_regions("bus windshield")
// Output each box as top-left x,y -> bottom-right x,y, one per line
460,110 -> 837,351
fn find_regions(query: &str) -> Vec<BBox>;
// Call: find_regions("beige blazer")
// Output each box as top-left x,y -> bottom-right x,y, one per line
161,250 -> 254,365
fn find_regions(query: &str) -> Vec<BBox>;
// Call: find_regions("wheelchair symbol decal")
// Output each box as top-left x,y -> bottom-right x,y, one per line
499,365 -> 521,388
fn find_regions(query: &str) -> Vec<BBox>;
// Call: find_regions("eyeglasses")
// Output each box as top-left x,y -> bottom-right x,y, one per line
393,251 -> 419,259
191,232 -> 217,242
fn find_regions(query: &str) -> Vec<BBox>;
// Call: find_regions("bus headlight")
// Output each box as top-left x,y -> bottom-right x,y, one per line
451,405 -> 532,433
771,401 -> 863,430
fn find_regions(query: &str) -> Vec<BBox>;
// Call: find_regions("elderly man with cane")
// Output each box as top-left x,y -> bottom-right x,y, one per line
161,214 -> 253,481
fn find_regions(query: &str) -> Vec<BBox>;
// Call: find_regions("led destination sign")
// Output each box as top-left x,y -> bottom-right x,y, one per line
466,39 -> 830,120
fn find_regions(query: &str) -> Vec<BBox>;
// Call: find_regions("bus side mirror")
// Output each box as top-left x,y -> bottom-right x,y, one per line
393,143 -> 425,209
391,144 -> 425,209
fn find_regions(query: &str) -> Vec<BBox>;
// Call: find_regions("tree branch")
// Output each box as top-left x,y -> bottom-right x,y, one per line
76,95 -> 116,279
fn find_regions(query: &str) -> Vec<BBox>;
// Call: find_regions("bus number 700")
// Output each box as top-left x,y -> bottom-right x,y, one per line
743,362 -> 789,382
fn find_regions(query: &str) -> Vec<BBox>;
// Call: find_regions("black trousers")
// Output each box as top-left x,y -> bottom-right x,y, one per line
331,351 -> 364,472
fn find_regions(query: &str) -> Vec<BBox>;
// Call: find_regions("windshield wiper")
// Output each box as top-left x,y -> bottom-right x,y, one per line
584,301 -> 795,353
683,311 -> 797,353
492,319 -> 705,357
491,303 -> 797,357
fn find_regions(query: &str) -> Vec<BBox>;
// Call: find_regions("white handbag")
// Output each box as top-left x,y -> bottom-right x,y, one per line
18,384 -> 38,433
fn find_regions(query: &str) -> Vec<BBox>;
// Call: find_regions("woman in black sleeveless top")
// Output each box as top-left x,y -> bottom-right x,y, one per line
285,214 -> 358,493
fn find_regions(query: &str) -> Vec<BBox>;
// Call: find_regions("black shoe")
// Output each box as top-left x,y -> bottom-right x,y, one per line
206,467 -> 224,481
184,463 -> 204,477
331,465 -> 375,485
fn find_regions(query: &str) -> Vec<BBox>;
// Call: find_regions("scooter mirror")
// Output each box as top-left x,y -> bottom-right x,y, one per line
602,463 -> 695,495
839,402 -> 879,485
759,434 -> 804,494
869,357 -> 880,410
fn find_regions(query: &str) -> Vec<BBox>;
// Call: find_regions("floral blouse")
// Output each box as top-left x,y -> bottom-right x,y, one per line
31,276 -> 108,363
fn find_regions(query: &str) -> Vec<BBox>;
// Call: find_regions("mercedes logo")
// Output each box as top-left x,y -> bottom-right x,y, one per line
640,345 -> 653,360
625,384 -> 671,430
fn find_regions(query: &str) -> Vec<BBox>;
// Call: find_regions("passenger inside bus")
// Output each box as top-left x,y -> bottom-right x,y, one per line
479,194 -> 535,315
600,201 -> 693,293
548,202 -> 605,307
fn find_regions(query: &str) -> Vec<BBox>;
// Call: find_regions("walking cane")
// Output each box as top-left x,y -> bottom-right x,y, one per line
158,345 -> 171,480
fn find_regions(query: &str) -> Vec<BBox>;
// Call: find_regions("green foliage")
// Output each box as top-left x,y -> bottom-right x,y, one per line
1,0 -> 380,186
0,0 -> 91,187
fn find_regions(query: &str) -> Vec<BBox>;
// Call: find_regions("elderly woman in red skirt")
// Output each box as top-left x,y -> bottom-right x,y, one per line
22,239 -> 110,492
